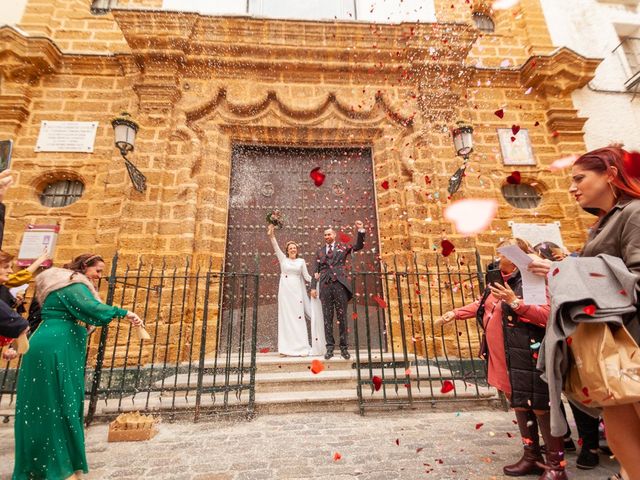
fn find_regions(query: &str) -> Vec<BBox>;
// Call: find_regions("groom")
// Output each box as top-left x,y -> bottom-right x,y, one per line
310,220 -> 365,360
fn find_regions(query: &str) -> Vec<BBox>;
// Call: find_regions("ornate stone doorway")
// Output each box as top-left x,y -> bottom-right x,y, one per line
225,145 -> 381,351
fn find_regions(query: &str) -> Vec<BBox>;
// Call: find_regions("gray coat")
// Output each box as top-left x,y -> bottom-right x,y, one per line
538,254 -> 639,436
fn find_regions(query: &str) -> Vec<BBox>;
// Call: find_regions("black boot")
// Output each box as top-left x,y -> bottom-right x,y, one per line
324,348 -> 334,360
340,347 -> 350,360
504,410 -> 544,476
536,411 -> 568,480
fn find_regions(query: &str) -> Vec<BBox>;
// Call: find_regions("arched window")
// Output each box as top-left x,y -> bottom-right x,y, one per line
39,179 -> 85,208
501,183 -> 542,209
472,12 -> 495,33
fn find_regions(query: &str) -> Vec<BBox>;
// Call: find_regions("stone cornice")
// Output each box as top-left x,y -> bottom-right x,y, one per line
111,10 -> 478,78
0,26 -> 63,82
519,47 -> 602,95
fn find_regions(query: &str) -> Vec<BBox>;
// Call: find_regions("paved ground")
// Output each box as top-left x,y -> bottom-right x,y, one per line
0,409 -> 619,479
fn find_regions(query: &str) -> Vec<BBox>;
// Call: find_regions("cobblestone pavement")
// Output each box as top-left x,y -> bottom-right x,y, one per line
0,409 -> 619,480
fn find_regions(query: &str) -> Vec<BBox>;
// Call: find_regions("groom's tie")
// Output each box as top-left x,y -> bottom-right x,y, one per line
327,244 -> 333,258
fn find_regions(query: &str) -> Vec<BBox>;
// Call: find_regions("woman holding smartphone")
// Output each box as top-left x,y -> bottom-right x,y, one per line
436,238 -> 566,480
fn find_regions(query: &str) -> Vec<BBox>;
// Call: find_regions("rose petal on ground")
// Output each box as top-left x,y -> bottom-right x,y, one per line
372,295 -> 387,309
333,452 -> 342,461
506,171 -> 522,184
372,375 -> 383,391
475,423 -> 484,430
441,240 -> 456,257
549,155 -> 578,171
395,439 -> 400,446
310,167 -> 326,186
444,199 -> 498,235
583,304 -> 596,316
441,380 -> 455,393
310,359 -> 325,374
259,347 -> 270,354
416,447 -> 424,453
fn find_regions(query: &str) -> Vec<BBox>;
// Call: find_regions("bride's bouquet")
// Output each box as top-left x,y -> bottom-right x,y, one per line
266,209 -> 284,229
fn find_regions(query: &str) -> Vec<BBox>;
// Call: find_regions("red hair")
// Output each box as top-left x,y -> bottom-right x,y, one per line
574,147 -> 640,199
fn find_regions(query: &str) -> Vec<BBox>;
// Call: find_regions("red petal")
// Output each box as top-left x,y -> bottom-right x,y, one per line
494,109 -> 504,119
475,423 -> 484,430
416,447 -> 424,453
352,312 -> 358,320
566,336 -> 573,346
381,180 -> 390,190
395,438 -> 400,446
338,232 -> 351,243
583,305 -> 596,316
506,171 -> 522,185
578,438 -> 583,447
310,359 -> 325,374
440,380 -> 454,393
506,432 -> 514,438
424,175 -> 432,185
259,347 -> 270,354
534,121 -> 540,127
372,375 -> 383,391
372,295 -> 387,309
310,167 -> 326,187
510,136 -> 516,142
552,268 -> 560,276
333,452 -> 342,461
582,387 -> 589,397
511,124 -> 520,135
619,289 -> 628,296
589,272 -> 606,278
441,240 -> 455,257
582,398 -> 593,404
623,151 -> 640,179
551,130 -> 559,137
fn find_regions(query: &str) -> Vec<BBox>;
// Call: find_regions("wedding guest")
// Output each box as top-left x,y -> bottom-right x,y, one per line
12,253 -> 143,480
267,224 -> 313,356
533,242 -> 599,469
437,238 -> 567,480
0,251 -> 29,361
528,147 -> 640,480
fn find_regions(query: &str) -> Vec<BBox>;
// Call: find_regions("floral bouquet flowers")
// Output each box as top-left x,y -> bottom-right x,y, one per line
266,209 -> 284,229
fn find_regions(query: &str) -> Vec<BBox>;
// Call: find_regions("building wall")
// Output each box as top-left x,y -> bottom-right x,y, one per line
0,0 -> 601,360
540,0 -> 640,150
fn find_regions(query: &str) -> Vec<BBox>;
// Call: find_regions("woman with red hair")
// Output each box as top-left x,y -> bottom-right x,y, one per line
529,147 -> 640,480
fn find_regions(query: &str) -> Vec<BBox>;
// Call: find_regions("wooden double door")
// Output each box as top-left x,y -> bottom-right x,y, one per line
224,145 -> 383,351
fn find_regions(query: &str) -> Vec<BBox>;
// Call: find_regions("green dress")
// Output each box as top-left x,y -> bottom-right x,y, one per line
12,283 -> 128,480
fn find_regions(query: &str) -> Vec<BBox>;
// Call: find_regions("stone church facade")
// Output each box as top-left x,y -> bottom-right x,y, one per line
0,0 -> 603,358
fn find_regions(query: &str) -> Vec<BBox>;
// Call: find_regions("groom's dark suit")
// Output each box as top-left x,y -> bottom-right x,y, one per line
310,230 -> 365,350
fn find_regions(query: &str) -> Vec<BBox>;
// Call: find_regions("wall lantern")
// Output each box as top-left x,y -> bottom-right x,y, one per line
448,121 -> 474,195
111,112 -> 146,193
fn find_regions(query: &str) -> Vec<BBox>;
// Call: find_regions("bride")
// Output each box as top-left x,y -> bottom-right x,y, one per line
268,225 -> 325,356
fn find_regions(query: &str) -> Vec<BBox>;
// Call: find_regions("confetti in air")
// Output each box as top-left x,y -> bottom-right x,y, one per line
444,199 -> 498,235
549,155 -> 578,172
309,167 -> 326,187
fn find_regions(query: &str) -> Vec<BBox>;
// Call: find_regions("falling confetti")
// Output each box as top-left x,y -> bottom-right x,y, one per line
549,155 -> 578,171
259,347 -> 270,354
582,305 -> 596,316
310,167 -> 326,187
372,375 -> 383,391
552,267 -> 560,276
440,380 -> 453,393
506,171 -> 522,185
310,359 -> 325,374
623,151 -> 640,178
441,240 -> 455,257
444,199 -> 498,235
582,387 -> 590,397
494,109 -> 504,119
381,180 -> 390,190
372,295 -> 387,309
511,125 -> 520,136
338,232 -> 351,243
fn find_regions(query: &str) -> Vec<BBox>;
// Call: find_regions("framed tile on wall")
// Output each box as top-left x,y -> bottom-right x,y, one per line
497,128 -> 536,166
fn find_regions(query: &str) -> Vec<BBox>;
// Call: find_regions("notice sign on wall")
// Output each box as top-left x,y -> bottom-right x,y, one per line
509,221 -> 565,249
17,224 -> 60,267
35,121 -> 98,153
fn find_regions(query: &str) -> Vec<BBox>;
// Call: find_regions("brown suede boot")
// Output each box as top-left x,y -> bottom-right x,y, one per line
503,445 -> 545,476
536,411 -> 568,480
504,410 -> 544,476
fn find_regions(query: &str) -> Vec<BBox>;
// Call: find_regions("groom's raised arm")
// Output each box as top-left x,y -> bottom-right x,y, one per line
350,220 -> 365,254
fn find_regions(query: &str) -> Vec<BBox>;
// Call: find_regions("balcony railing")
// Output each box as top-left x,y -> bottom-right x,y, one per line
613,37 -> 640,90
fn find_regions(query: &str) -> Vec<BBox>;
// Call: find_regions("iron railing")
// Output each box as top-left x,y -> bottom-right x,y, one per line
1,249 -> 494,423
613,36 -> 640,91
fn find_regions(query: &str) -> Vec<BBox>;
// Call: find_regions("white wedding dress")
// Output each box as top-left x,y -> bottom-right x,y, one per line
271,237 -> 312,356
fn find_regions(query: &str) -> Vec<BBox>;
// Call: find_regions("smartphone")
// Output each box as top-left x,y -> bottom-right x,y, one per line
486,268 -> 504,288
0,140 -> 12,172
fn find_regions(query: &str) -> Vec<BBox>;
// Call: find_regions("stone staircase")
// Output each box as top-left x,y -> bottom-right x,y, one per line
92,351 -> 499,417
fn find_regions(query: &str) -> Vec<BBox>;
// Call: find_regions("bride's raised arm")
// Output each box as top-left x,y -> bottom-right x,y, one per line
301,259 -> 312,283
267,225 -> 286,264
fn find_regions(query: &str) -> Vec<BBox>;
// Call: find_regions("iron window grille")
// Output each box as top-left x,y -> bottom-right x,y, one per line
473,12 -> 495,33
39,180 -> 85,208
501,183 -> 542,209
90,0 -> 116,15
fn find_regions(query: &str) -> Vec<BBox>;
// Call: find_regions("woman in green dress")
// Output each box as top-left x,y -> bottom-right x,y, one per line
12,254 -> 142,480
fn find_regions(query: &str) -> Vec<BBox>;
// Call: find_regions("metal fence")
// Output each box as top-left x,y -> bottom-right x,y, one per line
1,250 -> 494,423
351,251 -> 491,413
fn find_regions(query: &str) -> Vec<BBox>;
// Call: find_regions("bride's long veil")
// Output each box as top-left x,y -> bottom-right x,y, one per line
302,279 -> 326,356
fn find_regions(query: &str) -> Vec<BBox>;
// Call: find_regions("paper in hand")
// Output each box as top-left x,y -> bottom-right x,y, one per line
497,245 -> 547,305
